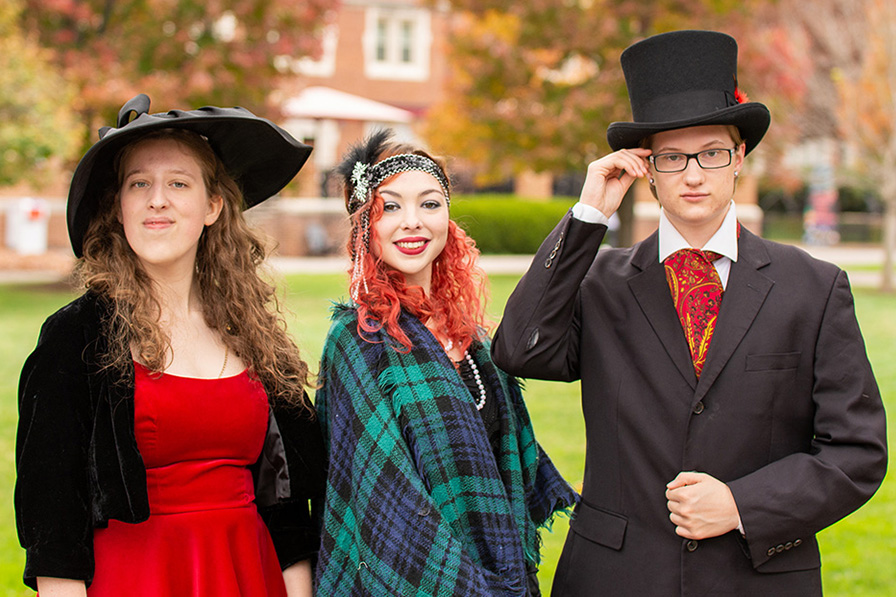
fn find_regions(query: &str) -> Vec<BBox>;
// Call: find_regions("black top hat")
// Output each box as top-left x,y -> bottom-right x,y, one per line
67,94 -> 312,257
606,30 -> 770,155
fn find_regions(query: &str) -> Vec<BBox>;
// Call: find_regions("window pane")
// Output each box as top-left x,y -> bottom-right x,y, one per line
376,18 -> 388,61
400,20 -> 413,63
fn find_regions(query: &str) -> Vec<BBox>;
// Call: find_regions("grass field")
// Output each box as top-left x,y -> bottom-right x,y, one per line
0,273 -> 892,596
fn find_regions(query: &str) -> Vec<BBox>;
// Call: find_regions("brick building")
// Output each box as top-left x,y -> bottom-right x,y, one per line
280,0 -> 452,198
248,0 -> 455,256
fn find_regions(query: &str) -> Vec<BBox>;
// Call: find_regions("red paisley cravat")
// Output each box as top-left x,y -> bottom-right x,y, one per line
664,249 -> 724,378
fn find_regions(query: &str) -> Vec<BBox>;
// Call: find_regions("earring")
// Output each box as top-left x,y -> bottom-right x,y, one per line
649,178 -> 655,185
734,171 -> 739,178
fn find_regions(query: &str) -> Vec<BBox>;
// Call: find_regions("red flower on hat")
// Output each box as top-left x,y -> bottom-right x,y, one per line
734,87 -> 750,104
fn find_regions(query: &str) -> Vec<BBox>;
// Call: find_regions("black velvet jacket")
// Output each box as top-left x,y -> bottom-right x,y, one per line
15,292 -> 327,590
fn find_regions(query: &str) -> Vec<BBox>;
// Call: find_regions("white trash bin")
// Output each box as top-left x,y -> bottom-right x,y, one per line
5,197 -> 50,255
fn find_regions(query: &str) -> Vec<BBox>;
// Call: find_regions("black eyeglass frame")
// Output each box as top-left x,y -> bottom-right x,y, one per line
648,147 -> 737,173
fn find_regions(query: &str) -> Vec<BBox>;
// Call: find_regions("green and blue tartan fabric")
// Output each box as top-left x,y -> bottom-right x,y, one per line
314,305 -> 577,596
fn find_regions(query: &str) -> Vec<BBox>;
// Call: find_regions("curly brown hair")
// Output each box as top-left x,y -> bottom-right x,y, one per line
76,128 -> 311,409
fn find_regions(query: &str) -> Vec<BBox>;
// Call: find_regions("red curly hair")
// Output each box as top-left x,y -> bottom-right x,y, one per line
347,151 -> 489,353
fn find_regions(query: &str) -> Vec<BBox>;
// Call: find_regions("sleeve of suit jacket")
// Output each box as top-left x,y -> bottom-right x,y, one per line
725,268 -> 887,568
492,211 -> 607,381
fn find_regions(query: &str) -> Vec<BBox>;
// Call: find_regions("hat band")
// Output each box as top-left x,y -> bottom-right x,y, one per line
635,89 -> 737,124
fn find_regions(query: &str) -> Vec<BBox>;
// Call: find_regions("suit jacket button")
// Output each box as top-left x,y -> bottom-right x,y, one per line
693,401 -> 705,414
776,544 -> 785,553
767,547 -> 776,557
526,328 -> 540,350
793,539 -> 802,547
686,540 -> 699,552
784,542 -> 793,550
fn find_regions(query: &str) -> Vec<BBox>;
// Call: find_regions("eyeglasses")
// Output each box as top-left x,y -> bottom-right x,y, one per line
648,148 -> 736,173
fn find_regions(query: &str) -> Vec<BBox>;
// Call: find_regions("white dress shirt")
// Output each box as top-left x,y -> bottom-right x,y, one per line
572,200 -> 739,289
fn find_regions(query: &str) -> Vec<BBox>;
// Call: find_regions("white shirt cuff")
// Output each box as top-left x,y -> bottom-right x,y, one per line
571,202 -> 610,226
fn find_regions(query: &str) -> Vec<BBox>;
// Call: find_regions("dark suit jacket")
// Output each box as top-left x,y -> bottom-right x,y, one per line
492,213 -> 887,596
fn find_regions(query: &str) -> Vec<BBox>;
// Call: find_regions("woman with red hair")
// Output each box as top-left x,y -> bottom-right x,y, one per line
314,130 -> 577,596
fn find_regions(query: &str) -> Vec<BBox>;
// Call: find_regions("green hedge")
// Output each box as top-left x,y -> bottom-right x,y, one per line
451,195 -> 576,254
762,212 -> 883,243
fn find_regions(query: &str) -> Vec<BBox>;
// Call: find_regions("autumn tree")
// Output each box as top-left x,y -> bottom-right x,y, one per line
426,0 -> 807,187
0,0 -> 80,186
833,0 -> 896,290
20,0 -> 336,155
769,0 -> 894,290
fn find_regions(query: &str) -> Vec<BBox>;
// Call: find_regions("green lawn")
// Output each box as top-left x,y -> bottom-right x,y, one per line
0,274 -> 892,596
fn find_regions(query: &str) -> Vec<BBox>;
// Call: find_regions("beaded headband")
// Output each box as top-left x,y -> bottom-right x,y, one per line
348,153 -> 451,214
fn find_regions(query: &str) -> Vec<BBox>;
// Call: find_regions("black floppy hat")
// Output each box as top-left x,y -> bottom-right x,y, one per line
606,30 -> 770,155
67,93 -> 311,257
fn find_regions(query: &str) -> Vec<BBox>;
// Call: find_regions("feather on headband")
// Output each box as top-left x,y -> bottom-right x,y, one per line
338,129 -> 450,214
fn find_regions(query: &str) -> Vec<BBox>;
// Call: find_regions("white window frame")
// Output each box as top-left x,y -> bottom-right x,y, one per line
292,25 -> 339,77
363,6 -> 432,81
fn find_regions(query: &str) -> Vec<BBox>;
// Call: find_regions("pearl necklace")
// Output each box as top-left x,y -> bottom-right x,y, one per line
443,339 -> 486,410
463,351 -> 487,411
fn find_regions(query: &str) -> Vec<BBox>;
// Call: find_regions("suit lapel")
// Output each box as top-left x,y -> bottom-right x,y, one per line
628,232 -> 698,389
695,229 -> 774,400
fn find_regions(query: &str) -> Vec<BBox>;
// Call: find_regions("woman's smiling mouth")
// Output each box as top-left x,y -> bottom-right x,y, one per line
395,237 -> 429,255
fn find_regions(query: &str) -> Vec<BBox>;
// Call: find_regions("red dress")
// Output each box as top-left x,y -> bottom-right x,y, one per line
89,362 -> 287,596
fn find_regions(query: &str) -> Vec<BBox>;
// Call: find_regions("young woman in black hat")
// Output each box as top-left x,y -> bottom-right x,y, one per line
15,95 -> 326,596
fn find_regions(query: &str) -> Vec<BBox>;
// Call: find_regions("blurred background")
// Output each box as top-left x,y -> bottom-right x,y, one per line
2,0 -> 895,289
2,2 -> 895,595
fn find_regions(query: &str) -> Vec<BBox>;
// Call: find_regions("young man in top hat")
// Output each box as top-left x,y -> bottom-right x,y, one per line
492,30 -> 887,596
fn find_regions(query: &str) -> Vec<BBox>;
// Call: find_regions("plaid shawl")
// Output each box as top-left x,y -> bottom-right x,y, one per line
315,305 -> 577,596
